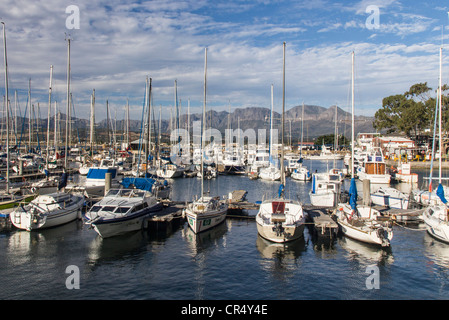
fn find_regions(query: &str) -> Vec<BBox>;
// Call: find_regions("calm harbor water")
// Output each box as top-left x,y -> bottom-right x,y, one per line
1,160 -> 449,301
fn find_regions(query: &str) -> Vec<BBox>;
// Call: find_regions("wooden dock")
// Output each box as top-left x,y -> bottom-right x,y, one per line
144,202 -> 185,232
303,205 -> 339,237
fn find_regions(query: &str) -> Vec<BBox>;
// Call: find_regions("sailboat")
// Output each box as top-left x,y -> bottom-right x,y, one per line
335,52 -> 393,247
291,102 -> 311,181
259,84 -> 281,181
256,42 -> 306,243
182,48 -> 228,234
10,37 -> 85,231
422,47 -> 449,243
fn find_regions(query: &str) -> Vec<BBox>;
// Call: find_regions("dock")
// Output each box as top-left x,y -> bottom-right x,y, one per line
144,201 -> 185,232
227,190 -> 260,214
303,205 -> 339,238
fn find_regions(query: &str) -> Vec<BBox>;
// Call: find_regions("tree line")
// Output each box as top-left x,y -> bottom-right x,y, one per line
373,82 -> 449,137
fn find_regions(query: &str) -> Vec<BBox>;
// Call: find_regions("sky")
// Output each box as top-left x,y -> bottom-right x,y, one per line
1,0 -> 449,123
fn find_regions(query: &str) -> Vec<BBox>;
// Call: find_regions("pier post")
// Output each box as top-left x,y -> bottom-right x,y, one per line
105,172 -> 111,195
363,179 -> 371,206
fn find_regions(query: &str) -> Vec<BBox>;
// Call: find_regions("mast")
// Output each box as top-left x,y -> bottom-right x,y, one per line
280,41 -> 286,188
201,47 -> 207,197
2,22 -> 9,193
270,84 -> 273,159
28,78 -> 31,152
90,89 -> 95,156
300,102 -> 304,158
351,51 -> 355,179
439,46 -> 442,184
147,77 -> 152,173
46,65 -> 53,169
64,37 -> 71,169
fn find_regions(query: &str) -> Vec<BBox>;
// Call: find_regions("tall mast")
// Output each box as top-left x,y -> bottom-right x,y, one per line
46,65 -> 53,169
147,77 -> 152,173
64,37 -> 71,169
201,47 -> 207,197
2,22 -> 9,193
280,41 -> 286,188
351,51 -> 355,179
439,46 -> 442,184
28,78 -> 31,152
90,89 -> 95,156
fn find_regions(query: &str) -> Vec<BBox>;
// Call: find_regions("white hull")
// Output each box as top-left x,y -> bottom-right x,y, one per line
291,168 -> 311,181
370,187 -> 410,209
256,199 -> 305,243
336,203 -> 393,247
259,167 -> 281,181
256,222 -> 304,243
92,211 -> 154,238
10,193 -> 84,231
357,171 -> 390,184
183,196 -> 228,234
422,205 -> 449,243
309,191 -> 336,207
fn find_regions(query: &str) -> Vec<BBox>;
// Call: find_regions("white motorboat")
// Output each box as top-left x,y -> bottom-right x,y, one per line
309,173 -> 342,207
356,147 -> 391,184
371,186 -> 410,210
84,188 -> 163,238
304,144 -> 344,160
291,165 -> 311,181
10,191 -> 84,231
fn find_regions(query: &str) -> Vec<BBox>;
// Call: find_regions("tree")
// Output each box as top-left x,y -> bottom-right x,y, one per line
374,83 -> 434,137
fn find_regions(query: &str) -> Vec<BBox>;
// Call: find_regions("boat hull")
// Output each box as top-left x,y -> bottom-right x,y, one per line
423,206 -> 449,244
338,220 -> 393,246
90,203 -> 163,238
10,195 -> 84,231
309,191 -> 336,207
185,208 -> 227,234
256,222 -> 304,243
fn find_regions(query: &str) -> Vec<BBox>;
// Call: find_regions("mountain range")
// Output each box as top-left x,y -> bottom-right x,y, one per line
12,104 -> 375,143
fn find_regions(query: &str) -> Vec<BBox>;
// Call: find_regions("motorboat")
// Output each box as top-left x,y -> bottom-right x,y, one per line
291,165 -> 311,181
356,147 -> 391,184
156,163 -> 185,179
309,173 -> 342,207
84,188 -> 163,238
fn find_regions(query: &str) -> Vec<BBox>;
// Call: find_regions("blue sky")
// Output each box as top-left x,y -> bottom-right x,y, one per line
1,0 -> 449,122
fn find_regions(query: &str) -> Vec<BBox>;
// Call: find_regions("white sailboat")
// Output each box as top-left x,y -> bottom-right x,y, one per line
183,48 -> 228,234
10,38 -> 85,231
422,47 -> 449,243
256,42 -> 306,243
259,84 -> 281,181
291,102 -> 311,181
335,52 -> 393,247
370,186 -> 410,210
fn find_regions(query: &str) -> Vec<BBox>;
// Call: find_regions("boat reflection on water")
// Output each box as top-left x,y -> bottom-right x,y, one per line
338,236 -> 394,266
256,234 -> 306,280
183,220 -> 228,256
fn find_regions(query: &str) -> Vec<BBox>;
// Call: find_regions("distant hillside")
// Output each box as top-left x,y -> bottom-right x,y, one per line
12,104 -> 375,144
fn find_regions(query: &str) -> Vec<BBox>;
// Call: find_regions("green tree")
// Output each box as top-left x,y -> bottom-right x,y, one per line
374,83 -> 433,137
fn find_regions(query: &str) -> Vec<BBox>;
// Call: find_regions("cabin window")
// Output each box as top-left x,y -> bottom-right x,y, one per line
102,206 -> 116,212
115,207 -> 131,214
90,206 -> 102,212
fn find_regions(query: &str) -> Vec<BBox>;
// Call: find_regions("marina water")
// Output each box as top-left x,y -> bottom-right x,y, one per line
1,160 -> 449,300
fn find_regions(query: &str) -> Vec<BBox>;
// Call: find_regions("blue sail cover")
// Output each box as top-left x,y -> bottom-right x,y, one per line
121,177 -> 156,192
436,183 -> 448,204
278,184 -> 284,198
349,178 -> 358,210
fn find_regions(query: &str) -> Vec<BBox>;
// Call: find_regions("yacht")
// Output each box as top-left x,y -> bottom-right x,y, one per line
84,188 -> 163,238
